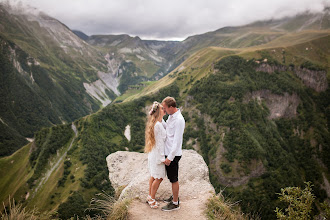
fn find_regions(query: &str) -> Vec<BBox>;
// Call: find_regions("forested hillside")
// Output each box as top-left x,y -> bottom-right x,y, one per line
187,55 -> 329,218
0,2 -> 329,219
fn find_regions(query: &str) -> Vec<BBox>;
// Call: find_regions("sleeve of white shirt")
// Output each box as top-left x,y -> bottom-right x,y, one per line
167,118 -> 185,161
162,118 -> 167,129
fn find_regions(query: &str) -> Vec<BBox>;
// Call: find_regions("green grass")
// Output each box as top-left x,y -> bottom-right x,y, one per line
1,13 -> 329,218
240,34 -> 330,73
126,31 -> 330,104
206,193 -> 260,220
114,81 -> 157,102
125,54 -> 160,78
25,133 -> 88,214
0,144 -> 33,208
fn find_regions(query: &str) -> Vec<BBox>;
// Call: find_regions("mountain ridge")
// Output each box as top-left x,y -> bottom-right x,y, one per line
0,2 -> 329,219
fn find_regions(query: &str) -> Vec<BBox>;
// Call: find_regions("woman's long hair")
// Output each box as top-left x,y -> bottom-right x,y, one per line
145,102 -> 163,153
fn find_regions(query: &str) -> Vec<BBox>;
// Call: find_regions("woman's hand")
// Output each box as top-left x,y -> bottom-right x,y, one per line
164,158 -> 171,166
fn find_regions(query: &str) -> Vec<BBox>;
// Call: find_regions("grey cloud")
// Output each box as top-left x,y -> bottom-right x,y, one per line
9,0 -> 329,40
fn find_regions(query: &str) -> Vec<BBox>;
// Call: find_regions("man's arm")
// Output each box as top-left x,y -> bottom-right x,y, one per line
167,118 -> 185,161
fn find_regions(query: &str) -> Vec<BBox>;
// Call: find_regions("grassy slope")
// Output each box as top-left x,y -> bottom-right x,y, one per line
122,30 -> 330,102
25,135 -> 87,213
0,128 -> 93,217
0,6 -> 108,155
0,144 -> 33,206
0,25 -> 328,218
239,32 -> 330,72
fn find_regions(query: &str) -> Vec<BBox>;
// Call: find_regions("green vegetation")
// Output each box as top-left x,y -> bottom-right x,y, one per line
15,83 -> 180,218
28,124 -> 73,187
274,182 -> 330,219
57,191 -> 89,219
118,61 -> 148,94
275,182 -> 315,220
206,193 -> 260,220
186,56 -> 329,219
87,192 -> 131,220
0,35 -> 100,156
1,6 -> 329,219
0,144 -> 32,207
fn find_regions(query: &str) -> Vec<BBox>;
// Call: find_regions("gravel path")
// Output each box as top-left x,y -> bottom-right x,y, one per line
128,194 -> 210,220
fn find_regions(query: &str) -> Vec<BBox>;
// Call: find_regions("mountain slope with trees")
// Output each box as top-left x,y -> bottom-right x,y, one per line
0,2 -> 329,219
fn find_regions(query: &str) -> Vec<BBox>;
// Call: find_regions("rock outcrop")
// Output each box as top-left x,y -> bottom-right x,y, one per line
256,63 -> 287,73
106,149 -> 215,201
294,67 -> 328,92
244,90 -> 300,119
256,64 -> 328,92
106,150 -> 215,219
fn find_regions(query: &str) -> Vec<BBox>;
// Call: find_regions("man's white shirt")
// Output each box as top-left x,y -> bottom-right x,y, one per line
162,108 -> 185,161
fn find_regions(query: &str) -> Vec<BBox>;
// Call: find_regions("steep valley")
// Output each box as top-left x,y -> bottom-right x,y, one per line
0,2 -> 329,219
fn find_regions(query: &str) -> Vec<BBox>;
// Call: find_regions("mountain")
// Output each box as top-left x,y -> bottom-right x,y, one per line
86,34 -> 180,80
0,2 -> 329,219
0,2 -> 177,156
0,3 -> 102,156
72,30 -> 89,41
166,7 -> 330,69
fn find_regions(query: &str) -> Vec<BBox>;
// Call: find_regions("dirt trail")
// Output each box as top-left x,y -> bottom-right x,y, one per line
128,194 -> 210,220
33,123 -> 78,196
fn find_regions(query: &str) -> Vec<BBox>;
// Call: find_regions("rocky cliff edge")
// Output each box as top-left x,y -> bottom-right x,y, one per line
106,149 -> 215,219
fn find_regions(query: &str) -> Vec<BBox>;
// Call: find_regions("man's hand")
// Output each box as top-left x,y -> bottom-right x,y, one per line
164,158 -> 171,166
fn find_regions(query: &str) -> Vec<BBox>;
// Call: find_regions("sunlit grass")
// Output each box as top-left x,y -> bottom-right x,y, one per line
86,192 -> 131,220
1,196 -> 39,220
206,193 -> 260,220
0,144 -> 32,210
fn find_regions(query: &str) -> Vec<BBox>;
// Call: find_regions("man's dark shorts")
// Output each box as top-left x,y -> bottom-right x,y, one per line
165,156 -> 181,183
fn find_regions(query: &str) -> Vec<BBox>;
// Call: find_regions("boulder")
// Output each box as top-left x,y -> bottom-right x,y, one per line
106,149 -> 215,201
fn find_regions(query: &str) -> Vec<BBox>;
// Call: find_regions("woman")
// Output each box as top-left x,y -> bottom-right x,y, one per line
145,101 -> 166,209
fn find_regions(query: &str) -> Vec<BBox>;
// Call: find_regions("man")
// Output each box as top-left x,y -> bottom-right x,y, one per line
161,96 -> 185,211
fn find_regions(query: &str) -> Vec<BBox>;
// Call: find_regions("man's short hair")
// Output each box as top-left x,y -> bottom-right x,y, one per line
162,96 -> 177,108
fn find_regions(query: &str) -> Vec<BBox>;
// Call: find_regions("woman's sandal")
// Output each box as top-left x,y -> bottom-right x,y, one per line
147,198 -> 159,209
146,195 -> 152,203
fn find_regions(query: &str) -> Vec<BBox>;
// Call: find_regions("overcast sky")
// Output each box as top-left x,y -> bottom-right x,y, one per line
6,0 -> 329,41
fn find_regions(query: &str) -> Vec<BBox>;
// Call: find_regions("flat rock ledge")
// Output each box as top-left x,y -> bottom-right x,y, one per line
106,149 -> 215,220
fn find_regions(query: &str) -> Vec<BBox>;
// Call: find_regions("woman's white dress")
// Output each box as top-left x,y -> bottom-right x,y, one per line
148,121 -> 166,179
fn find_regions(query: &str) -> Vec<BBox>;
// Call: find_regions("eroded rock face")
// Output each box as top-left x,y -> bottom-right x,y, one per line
294,67 -> 328,92
255,64 -> 328,92
244,90 -> 300,119
256,63 -> 287,73
106,150 -> 215,201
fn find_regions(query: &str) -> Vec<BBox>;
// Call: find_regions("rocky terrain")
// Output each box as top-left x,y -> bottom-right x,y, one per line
106,150 -> 215,219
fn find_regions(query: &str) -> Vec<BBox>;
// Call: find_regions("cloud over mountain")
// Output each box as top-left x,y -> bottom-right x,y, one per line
8,0 -> 327,40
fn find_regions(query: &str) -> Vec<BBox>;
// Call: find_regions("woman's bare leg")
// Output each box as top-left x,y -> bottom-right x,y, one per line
149,177 -> 154,197
151,178 -> 163,199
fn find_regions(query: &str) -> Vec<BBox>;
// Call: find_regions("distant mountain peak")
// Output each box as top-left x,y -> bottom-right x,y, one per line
72,30 -> 89,41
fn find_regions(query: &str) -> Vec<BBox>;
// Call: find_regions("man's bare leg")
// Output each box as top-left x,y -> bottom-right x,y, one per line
172,181 -> 179,203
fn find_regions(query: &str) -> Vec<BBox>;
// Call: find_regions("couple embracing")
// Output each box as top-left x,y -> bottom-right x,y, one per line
145,96 -> 185,211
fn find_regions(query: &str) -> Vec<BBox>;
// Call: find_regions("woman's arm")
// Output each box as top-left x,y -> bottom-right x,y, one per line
154,123 -> 165,164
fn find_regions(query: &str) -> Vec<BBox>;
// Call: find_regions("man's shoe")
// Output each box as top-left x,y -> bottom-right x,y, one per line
163,195 -> 180,204
161,201 -> 180,211
163,195 -> 173,203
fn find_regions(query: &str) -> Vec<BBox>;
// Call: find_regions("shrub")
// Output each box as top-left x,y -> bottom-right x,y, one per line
275,182 -> 315,220
57,191 -> 88,219
221,163 -> 232,174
